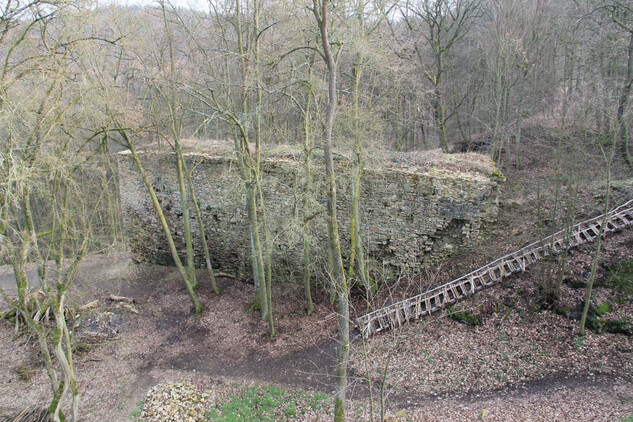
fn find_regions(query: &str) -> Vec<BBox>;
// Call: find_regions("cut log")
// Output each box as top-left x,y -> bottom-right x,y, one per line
121,304 -> 139,314
108,294 -> 136,303
79,300 -> 99,311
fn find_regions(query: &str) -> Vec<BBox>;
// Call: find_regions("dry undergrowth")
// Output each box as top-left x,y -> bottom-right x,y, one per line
0,241 -> 631,422
1,134 -> 632,420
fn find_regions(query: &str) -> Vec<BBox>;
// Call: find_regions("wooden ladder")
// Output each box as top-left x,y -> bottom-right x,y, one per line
357,198 -> 633,338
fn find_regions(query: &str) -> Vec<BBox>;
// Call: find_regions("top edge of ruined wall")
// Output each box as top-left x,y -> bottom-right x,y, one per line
117,140 -> 500,182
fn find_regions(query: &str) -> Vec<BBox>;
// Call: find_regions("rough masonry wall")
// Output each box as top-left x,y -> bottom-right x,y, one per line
118,150 -> 501,282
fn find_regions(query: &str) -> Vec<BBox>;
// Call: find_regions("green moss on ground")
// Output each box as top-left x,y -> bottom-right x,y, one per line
207,386 -> 330,422
606,258 -> 633,303
448,305 -> 481,326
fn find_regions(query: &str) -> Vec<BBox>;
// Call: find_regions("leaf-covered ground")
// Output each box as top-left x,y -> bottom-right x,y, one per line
1,133 -> 632,421
0,238 -> 631,421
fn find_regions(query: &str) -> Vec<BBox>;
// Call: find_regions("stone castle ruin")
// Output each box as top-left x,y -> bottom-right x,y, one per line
118,144 -> 503,282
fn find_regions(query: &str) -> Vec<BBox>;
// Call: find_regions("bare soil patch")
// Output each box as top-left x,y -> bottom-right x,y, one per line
0,236 -> 632,421
0,255 -> 341,421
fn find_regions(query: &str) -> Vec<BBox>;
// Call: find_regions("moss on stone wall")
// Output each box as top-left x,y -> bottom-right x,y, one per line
117,147 -> 501,283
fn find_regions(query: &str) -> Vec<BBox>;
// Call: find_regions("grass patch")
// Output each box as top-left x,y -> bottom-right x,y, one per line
15,364 -> 35,381
490,168 -> 506,180
596,302 -> 611,316
600,317 -> 633,335
129,400 -> 144,421
207,386 -> 329,421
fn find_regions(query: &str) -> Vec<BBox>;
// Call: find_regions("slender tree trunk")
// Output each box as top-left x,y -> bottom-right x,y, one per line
435,91 -> 449,152
247,180 -> 268,318
12,251 -> 59,409
17,208 -> 64,420
515,77 -> 526,169
561,44 -> 575,128
175,144 -> 198,289
20,186 -> 84,422
257,183 -> 275,336
314,1 -> 350,420
120,129 -> 203,315
52,292 -> 72,422
253,0 -> 274,334
232,0 -> 271,330
161,1 -> 198,291
302,53 -> 316,315
491,56 -> 505,162
100,137 -> 122,247
349,44 -> 373,298
433,48 -> 449,152
184,160 -> 221,294
580,142 -> 615,336
555,165 -> 582,295
255,0 -> 274,334
617,33 -> 633,169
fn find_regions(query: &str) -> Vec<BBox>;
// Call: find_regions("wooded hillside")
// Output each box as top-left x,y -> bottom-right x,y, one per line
1,1 -> 632,421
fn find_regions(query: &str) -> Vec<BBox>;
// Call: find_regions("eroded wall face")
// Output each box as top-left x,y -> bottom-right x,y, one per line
118,152 -> 500,281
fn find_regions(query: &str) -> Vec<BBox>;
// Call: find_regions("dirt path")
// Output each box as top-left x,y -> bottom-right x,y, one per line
1,254 -> 632,421
0,255 -> 341,420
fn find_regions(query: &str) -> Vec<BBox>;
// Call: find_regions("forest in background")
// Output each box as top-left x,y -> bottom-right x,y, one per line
2,0 -> 632,156
1,0 -> 633,421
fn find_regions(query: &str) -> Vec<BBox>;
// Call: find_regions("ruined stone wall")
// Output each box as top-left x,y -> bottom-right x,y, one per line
117,149 -> 502,282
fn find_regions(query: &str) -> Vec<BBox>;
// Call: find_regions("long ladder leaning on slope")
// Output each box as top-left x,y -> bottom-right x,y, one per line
357,198 -> 633,338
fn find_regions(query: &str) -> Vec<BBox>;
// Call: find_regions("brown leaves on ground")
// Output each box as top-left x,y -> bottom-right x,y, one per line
349,229 -> 633,421
0,228 -> 632,422
141,382 -> 210,422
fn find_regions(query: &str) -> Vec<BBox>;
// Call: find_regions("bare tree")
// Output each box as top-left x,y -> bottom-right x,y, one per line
159,0 -> 199,292
394,0 -> 482,152
178,0 -> 276,335
0,4 -> 115,419
345,0 -> 390,299
606,1 -> 633,169
312,0 -> 350,419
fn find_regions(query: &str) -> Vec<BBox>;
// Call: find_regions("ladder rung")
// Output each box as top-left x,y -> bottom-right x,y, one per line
358,204 -> 633,337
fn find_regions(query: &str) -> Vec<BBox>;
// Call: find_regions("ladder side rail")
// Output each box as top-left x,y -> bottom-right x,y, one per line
358,200 -> 633,337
